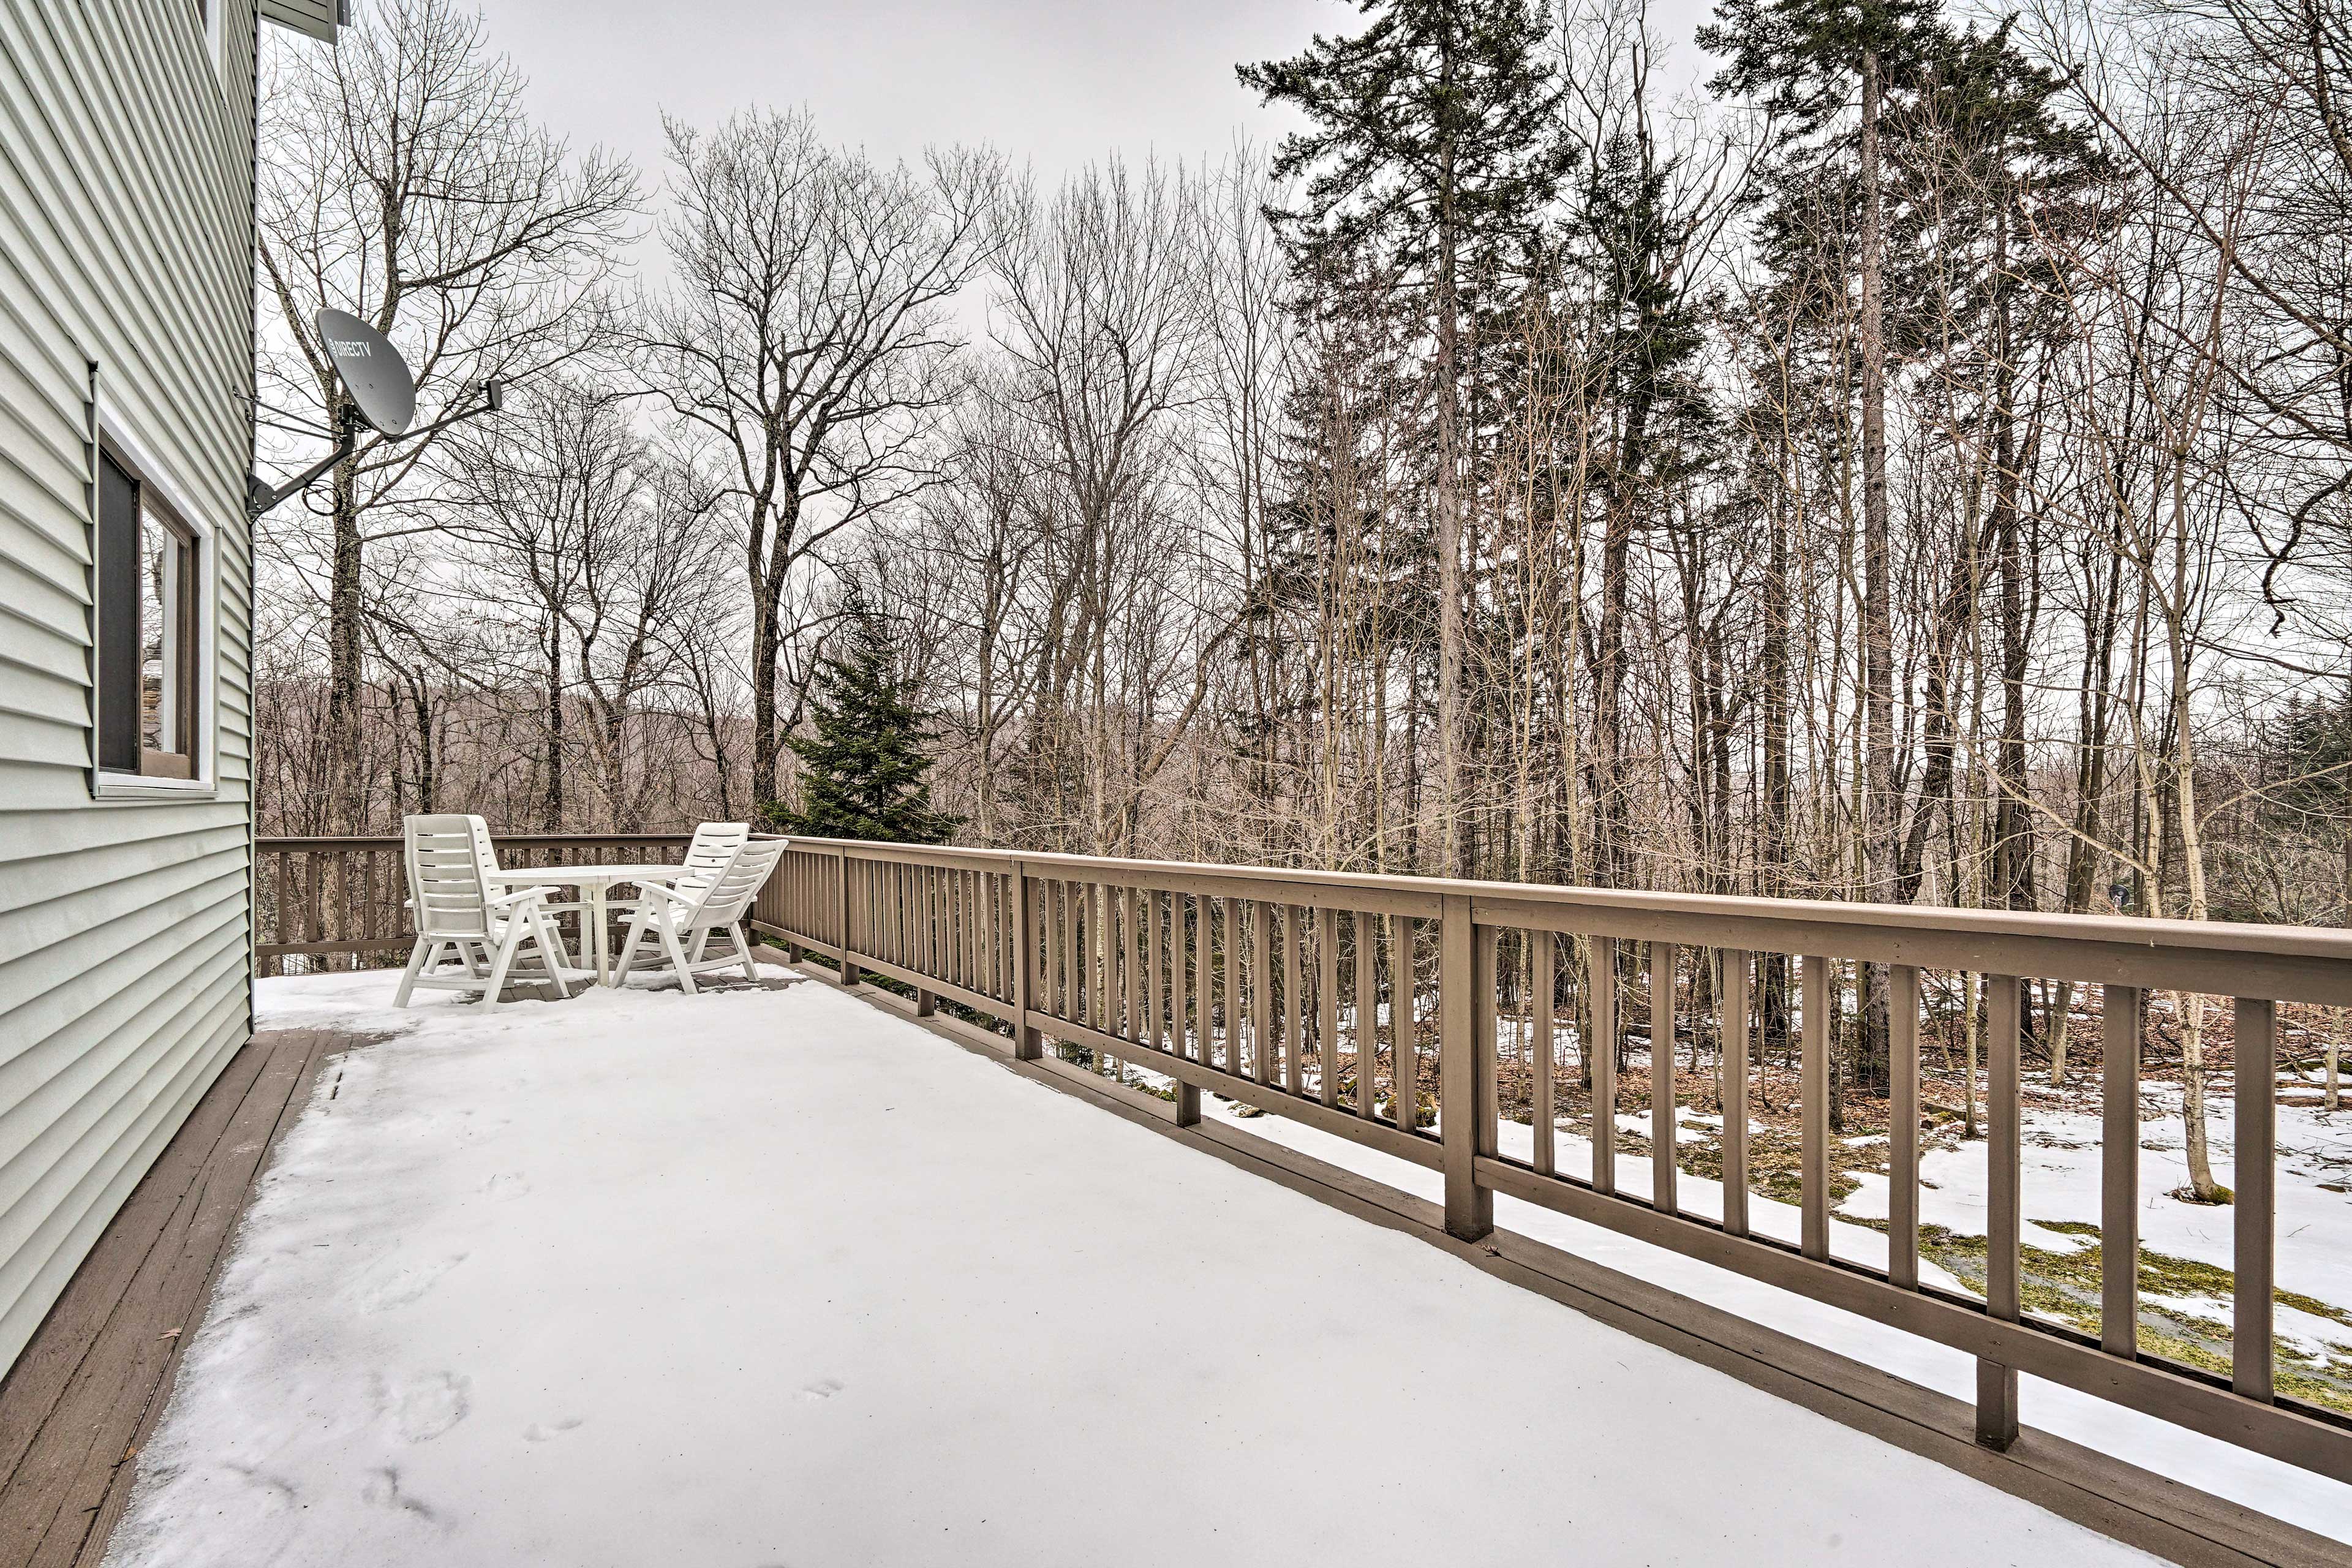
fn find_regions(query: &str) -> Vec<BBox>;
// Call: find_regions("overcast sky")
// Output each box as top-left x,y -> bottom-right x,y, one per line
463,0 -> 1720,190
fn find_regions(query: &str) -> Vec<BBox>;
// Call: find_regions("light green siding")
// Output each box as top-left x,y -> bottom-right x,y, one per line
258,0 -> 339,43
0,0 -> 307,1376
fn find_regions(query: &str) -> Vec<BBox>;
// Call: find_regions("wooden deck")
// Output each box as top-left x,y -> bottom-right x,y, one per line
0,1030 -> 352,1567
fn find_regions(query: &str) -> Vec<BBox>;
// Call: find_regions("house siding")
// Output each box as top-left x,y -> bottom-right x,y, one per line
0,0 -> 273,1375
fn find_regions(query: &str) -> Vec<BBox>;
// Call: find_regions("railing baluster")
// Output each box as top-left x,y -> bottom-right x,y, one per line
1251,901 -> 1273,1087
978,870 -> 992,998
1183,895 -> 1203,1065
1533,929 -> 1556,1177
836,850 -> 856,985
1653,940 -> 1677,1215
1283,905 -> 1302,1095
1398,915 -> 1420,1131
1317,907 -> 1340,1109
1981,973 -> 2022,1451
360,850 -> 377,967
1721,949 -> 1749,1236
1142,890 -> 1161,1050
1080,882 -> 1096,1035
1890,963 -> 1921,1289
1125,885 -> 1142,1041
1591,936 -> 1617,1193
306,846 -> 324,954
1356,911 -> 1378,1121
951,869 -> 965,989
275,849 -> 292,976
1113,884 -> 1133,1041
1061,881 -> 1080,1028
1800,954 -> 1829,1261
2103,985 -> 2141,1357
1222,896 -> 1242,1077
2237,995 -> 2277,1403
1054,880 -> 1071,1027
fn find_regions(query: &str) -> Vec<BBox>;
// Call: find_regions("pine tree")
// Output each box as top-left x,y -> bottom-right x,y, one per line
769,589 -> 962,844
1242,0 -> 1569,876
1703,0 -> 1948,1107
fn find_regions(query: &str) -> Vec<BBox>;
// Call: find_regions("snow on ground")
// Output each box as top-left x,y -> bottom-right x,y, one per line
1198,1095 -> 2352,1542
110,971 -> 2163,1568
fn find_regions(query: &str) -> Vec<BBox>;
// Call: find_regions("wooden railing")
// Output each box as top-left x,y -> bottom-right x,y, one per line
750,835 -> 2352,1492
254,833 -> 692,974
252,830 -> 2352,1495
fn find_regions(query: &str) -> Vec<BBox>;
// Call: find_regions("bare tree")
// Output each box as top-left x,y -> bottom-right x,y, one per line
255,0 -> 636,829
636,107 -> 1001,815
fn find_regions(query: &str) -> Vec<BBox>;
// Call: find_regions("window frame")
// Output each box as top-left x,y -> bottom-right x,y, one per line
198,0 -> 226,78
91,413 -> 219,802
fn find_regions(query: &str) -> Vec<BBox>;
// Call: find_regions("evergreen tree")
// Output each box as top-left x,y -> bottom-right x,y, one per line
769,589 -> 962,844
1242,0 -> 1569,876
1704,0 -> 1948,1100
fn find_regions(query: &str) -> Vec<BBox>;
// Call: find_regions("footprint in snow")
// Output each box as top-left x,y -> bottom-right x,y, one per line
523,1416 -> 584,1441
394,1372 -> 470,1442
799,1378 -> 845,1402
356,1252 -> 469,1311
362,1465 -> 437,1522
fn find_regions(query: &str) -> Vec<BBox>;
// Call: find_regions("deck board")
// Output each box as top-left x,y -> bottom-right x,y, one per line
0,1030 -> 350,1567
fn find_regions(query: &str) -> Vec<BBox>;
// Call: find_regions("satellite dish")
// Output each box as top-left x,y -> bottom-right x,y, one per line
315,307 -> 417,436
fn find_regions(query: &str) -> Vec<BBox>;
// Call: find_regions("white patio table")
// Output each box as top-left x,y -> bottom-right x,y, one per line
481,863 -> 695,987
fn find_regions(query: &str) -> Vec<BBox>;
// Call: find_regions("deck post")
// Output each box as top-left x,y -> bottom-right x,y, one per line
2101,985 -> 2142,1358
1441,894 -> 1493,1242
835,848 -> 859,989
1011,863 -> 1041,1060
1979,974 -> 2022,1451
2236,996 -> 2277,1403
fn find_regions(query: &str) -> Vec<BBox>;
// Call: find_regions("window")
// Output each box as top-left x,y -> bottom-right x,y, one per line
96,448 -> 203,783
196,1 -> 225,76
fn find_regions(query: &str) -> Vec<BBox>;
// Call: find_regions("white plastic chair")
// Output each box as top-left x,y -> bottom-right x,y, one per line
470,816 -> 584,967
393,814 -> 572,1008
612,837 -> 787,995
679,821 -> 750,889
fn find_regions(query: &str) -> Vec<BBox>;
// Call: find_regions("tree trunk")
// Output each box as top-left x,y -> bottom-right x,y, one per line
325,419 -> 365,834
1433,25 -> 1469,879
1858,44 -> 1895,1091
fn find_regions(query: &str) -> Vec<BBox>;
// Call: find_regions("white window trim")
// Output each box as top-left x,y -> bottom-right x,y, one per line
204,0 -> 226,74
91,407 -> 222,803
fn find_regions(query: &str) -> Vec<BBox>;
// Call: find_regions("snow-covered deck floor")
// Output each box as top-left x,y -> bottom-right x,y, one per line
107,970 -> 2158,1567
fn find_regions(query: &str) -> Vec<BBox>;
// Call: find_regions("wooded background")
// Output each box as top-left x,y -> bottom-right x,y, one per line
252,0 -> 2352,950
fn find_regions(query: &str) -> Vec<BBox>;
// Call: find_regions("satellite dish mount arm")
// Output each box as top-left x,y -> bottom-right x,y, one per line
243,379 -> 503,521
244,402 -> 358,521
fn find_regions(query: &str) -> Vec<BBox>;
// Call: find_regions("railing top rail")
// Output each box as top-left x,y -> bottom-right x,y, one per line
253,832 -> 2352,1000
258,833 -> 695,851
769,835 -> 2352,1004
